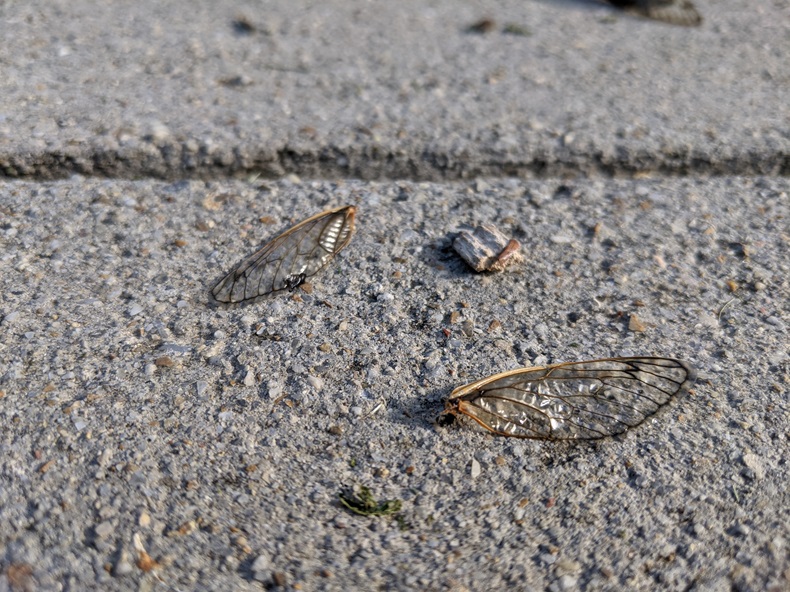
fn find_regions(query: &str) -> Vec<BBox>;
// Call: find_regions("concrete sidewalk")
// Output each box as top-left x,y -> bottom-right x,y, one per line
1,175 -> 787,591
1,2 -> 788,592
0,0 -> 788,180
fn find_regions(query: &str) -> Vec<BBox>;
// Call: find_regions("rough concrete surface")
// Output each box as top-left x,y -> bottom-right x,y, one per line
0,1 -> 788,180
1,176 -> 787,591
1,1 -> 789,591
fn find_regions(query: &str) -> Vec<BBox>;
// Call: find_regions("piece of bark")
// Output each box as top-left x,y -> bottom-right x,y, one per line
453,225 -> 523,272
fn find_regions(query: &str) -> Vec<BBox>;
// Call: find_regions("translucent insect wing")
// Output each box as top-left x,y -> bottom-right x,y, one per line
212,205 -> 355,303
447,357 -> 694,440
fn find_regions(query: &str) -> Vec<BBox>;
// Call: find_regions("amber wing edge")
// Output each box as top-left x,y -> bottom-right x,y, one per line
439,357 -> 697,440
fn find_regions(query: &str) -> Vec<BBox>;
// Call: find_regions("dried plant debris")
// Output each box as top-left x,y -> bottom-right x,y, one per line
453,225 -> 523,272
465,18 -> 497,34
441,357 -> 695,439
339,486 -> 402,516
212,205 -> 355,303
607,0 -> 702,26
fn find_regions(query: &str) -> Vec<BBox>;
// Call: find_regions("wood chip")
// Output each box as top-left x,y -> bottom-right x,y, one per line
453,225 -> 523,272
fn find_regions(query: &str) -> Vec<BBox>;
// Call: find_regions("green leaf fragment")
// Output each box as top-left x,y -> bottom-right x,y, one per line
502,23 -> 531,36
339,486 -> 402,516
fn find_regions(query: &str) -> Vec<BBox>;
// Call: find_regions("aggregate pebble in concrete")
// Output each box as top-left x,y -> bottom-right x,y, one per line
1,176 -> 787,590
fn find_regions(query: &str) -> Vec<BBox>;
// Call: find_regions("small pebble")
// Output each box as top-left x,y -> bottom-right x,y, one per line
554,558 -> 580,575
470,459 -> 481,479
731,522 -> 751,537
267,381 -> 283,399
628,314 -> 647,332
741,453 -> 766,480
447,338 -> 462,349
128,304 -> 143,317
157,343 -> 192,356
251,553 -> 269,574
557,574 -> 578,591
461,319 -> 475,337
114,556 -> 134,577
95,522 -> 114,539
540,553 -> 557,566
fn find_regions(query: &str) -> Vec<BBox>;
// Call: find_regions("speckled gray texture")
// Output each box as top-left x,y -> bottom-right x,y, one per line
1,177 -> 787,591
0,0 -> 788,180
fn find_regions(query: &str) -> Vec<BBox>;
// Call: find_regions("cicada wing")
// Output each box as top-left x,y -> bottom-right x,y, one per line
212,205 -> 356,303
449,357 -> 694,440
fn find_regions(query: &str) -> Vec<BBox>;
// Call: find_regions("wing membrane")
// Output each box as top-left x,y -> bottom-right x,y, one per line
212,205 -> 355,303
445,357 -> 694,440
